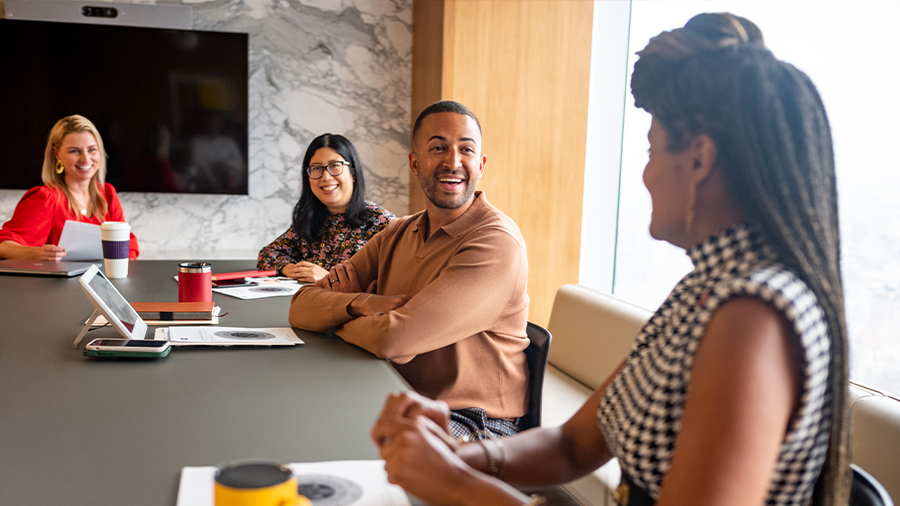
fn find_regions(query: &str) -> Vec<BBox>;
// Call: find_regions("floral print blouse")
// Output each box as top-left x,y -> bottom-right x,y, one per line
257,201 -> 394,273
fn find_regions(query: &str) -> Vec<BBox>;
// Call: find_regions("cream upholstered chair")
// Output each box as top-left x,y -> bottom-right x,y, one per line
546,284 -> 650,392
849,382 -> 900,503
541,284 -> 652,505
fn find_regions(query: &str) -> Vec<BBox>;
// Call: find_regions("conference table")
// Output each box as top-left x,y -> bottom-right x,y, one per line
0,260 -> 412,505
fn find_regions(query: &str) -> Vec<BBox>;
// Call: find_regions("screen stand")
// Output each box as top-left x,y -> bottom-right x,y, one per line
74,309 -> 102,348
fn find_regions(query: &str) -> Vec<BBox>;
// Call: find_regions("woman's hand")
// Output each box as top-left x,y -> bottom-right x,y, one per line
280,261 -> 327,283
371,392 -> 535,506
378,416 -> 472,505
0,241 -> 66,262
372,392 -> 453,444
372,392 -> 468,505
38,244 -> 67,261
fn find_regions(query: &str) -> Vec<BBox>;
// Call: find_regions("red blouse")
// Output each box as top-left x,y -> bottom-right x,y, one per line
0,183 -> 140,259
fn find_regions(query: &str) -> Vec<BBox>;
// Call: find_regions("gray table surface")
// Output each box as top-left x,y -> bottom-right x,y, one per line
0,260 -> 411,506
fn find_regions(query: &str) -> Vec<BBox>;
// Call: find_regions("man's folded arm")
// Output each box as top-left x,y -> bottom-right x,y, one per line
288,231 -> 383,332
337,228 -> 526,363
288,288 -> 361,331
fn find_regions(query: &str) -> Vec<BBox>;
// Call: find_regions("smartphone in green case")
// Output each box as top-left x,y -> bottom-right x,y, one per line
83,338 -> 171,358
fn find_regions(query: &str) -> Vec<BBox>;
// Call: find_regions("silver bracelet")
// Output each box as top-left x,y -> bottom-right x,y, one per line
470,430 -> 506,479
495,437 -> 507,480
474,439 -> 500,477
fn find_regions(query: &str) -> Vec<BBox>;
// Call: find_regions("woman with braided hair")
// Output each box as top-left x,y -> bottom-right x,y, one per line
369,12 -> 849,506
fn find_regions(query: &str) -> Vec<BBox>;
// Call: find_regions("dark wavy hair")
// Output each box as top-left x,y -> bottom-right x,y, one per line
632,12 -> 849,505
292,133 -> 368,242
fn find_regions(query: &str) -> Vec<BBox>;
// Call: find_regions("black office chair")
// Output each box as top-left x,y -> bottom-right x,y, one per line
813,464 -> 894,506
519,322 -> 552,431
850,464 -> 894,506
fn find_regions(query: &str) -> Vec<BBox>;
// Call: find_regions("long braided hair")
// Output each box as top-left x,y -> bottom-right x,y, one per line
631,13 -> 850,505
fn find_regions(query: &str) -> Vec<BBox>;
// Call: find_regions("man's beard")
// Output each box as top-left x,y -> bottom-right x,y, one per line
418,171 -> 477,210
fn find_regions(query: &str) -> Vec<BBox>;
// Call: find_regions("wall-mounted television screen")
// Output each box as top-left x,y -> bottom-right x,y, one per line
0,19 -> 248,195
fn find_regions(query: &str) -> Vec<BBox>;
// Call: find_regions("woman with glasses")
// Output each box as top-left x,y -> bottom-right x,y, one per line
258,133 -> 394,282
370,12 -> 850,506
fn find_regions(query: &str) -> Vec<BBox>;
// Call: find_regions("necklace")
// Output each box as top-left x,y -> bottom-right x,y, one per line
72,195 -> 89,216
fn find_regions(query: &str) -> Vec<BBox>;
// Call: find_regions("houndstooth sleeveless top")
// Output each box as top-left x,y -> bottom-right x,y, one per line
598,225 -> 831,505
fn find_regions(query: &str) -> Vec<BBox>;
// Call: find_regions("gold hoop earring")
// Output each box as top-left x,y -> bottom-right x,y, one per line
684,184 -> 696,235
55,159 -> 65,174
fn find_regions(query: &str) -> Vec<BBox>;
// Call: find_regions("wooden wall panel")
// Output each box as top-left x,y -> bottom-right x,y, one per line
410,0 -> 445,213
411,0 -> 593,326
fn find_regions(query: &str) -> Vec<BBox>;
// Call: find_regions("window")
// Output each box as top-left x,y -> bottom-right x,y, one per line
583,0 -> 900,395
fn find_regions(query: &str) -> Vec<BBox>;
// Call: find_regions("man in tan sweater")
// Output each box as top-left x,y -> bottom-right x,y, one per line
289,101 -> 529,439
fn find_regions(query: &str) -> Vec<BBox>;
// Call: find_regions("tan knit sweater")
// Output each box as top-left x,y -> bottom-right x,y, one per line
290,192 -> 530,419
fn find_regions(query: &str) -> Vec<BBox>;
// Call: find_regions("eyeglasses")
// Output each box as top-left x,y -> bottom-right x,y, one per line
307,161 -> 350,179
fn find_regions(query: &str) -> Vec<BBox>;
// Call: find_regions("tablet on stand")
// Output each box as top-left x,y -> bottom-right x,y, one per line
74,264 -> 148,348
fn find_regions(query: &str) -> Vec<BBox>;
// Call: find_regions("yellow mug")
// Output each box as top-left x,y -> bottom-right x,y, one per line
214,460 -> 311,506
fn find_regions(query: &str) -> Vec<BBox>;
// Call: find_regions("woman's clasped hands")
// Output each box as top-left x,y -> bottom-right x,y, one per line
371,392 -> 473,505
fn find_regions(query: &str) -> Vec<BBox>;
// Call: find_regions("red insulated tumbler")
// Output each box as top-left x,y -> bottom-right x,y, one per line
178,262 -> 212,302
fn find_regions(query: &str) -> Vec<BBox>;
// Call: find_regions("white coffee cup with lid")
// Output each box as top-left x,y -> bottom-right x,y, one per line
100,221 -> 130,278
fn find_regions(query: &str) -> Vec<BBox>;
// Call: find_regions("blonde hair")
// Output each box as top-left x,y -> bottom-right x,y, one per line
41,114 -> 109,219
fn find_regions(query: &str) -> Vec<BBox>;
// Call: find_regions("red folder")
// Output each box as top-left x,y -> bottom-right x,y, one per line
211,270 -> 276,281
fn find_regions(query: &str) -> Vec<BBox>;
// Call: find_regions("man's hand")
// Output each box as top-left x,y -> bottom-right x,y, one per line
316,260 -> 409,316
349,292 -> 410,317
280,261 -> 328,283
322,261 -> 364,293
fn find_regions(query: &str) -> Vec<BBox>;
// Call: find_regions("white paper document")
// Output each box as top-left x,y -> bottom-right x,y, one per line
177,460 -> 411,506
154,326 -> 304,346
212,279 -> 302,299
58,220 -> 103,261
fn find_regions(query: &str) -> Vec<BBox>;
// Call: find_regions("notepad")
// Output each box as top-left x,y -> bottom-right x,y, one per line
89,306 -> 221,326
131,301 -> 216,320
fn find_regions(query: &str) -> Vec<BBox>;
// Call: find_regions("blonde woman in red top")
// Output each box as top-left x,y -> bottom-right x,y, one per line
0,114 -> 139,261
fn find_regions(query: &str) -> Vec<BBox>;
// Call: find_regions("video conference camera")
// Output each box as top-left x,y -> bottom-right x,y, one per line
81,6 -> 118,18
3,0 -> 192,29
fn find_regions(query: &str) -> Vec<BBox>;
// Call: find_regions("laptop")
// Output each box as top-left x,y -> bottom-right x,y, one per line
0,259 -> 95,277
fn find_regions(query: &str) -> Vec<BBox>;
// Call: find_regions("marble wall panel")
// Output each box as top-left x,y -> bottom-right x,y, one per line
0,0 -> 412,259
